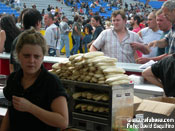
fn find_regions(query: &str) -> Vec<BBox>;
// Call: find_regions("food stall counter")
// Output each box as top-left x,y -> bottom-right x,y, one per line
0,53 -> 68,75
117,62 -> 143,75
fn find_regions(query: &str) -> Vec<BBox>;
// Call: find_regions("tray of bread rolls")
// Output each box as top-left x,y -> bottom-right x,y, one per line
50,52 -> 131,87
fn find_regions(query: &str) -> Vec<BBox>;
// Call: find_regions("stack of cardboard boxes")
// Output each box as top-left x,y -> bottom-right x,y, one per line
134,96 -> 175,131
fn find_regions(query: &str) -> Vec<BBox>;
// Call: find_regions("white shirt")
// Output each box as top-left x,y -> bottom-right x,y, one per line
45,24 -> 60,49
140,27 -> 163,57
93,28 -> 144,63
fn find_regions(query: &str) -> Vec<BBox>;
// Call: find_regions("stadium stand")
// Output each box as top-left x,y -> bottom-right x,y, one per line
13,0 -> 73,20
0,2 -> 19,17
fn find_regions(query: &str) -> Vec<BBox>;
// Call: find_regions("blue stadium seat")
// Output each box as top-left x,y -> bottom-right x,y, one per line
149,1 -> 164,9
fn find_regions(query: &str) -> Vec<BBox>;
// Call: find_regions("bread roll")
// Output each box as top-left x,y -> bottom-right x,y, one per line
109,79 -> 130,86
73,92 -> 82,99
87,105 -> 94,111
83,51 -> 104,59
106,75 -> 130,83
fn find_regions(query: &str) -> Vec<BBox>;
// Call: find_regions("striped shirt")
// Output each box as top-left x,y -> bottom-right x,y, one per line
92,28 -> 144,63
165,25 -> 175,54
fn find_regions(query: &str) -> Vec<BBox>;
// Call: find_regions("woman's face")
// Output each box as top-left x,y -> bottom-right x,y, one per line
18,44 -> 44,75
91,17 -> 98,27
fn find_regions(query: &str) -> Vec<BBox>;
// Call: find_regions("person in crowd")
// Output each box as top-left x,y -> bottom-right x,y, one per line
41,9 -> 45,16
142,53 -> 175,97
130,15 -> 143,58
32,4 -> 36,9
130,15 -> 142,33
85,3 -> 89,16
90,9 -> 150,63
1,28 -> 68,131
90,2 -> 95,8
137,9 -> 172,64
87,15 -> 104,48
55,6 -> 59,13
79,7 -> 84,15
99,7 -> 106,13
105,21 -> 112,29
10,9 -> 42,73
0,15 -> 21,53
54,15 -> 60,27
50,7 -> 55,16
47,5 -> 52,12
82,18 -> 93,53
60,16 -> 70,57
149,0 -> 175,56
137,11 -> 163,58
54,12 -> 61,26
70,15 -> 82,55
23,3 -> 26,9
16,8 -> 30,30
44,13 -> 61,57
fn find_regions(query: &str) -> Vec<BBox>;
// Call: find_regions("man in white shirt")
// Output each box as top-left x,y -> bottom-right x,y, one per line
44,13 -> 60,56
137,11 -> 163,58
90,9 -> 150,63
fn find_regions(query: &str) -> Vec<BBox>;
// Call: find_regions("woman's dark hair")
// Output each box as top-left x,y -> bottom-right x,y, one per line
15,27 -> 47,57
0,14 -> 21,43
74,15 -> 79,22
23,9 -> 42,29
133,15 -> 141,25
17,8 -> 30,23
92,15 -> 104,29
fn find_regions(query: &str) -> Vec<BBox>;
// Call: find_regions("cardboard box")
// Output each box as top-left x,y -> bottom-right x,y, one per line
135,97 -> 175,131
134,96 -> 142,116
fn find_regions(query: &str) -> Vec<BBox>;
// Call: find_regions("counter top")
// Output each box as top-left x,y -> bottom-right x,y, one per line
117,62 -> 143,73
0,107 -> 7,116
1,53 -> 144,73
0,53 -> 68,64
135,84 -> 164,93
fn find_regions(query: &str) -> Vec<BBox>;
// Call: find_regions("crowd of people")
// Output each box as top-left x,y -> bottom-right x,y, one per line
0,1 -> 173,63
0,0 -> 175,130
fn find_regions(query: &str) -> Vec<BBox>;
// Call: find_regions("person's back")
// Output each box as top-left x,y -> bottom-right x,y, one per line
71,15 -> 82,55
143,54 -> 175,97
0,15 -> 21,53
59,16 -> 70,57
10,8 -> 42,73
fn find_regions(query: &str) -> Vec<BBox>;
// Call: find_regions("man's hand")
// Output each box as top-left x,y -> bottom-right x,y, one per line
12,96 -> 33,112
130,42 -> 142,50
131,42 -> 150,54
136,57 -> 150,64
148,41 -> 157,47
87,42 -> 92,48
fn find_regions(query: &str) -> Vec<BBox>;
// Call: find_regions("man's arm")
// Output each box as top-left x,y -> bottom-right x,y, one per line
136,53 -> 170,64
142,67 -> 163,88
90,44 -> 97,52
0,30 -> 6,53
130,42 -> 150,54
148,38 -> 168,48
0,110 -> 10,131
87,40 -> 94,48
137,31 -> 142,38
